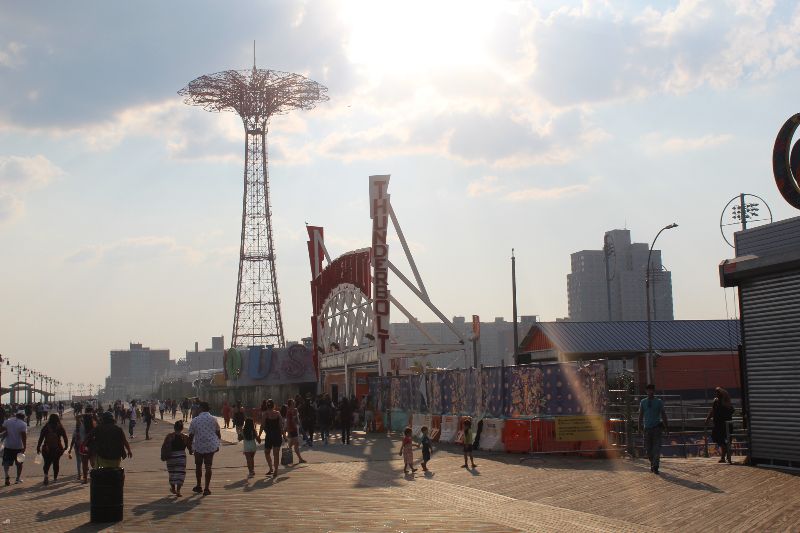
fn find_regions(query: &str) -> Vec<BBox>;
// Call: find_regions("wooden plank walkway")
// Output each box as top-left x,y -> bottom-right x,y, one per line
1,414 -> 798,532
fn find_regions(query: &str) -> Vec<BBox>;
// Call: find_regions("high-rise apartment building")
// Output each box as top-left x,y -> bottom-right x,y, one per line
105,343 -> 170,400
567,229 -> 674,322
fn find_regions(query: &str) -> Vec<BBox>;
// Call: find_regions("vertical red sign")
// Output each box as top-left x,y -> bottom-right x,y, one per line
370,175 -> 391,364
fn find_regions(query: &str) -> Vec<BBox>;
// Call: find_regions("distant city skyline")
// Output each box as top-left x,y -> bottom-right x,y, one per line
2,1 -> 800,389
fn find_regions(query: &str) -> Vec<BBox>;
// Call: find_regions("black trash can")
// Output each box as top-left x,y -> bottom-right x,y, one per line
90,467 -> 124,523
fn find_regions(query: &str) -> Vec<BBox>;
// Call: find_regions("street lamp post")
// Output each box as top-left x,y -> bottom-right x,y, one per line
23,368 -> 30,404
511,249 -> 520,365
0,353 -> 5,404
646,223 -> 678,387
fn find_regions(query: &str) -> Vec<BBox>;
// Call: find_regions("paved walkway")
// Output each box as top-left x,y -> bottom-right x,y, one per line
1,413 -> 798,532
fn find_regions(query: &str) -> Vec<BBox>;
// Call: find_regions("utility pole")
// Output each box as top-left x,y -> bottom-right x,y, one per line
512,249 -> 519,365
740,193 -> 748,230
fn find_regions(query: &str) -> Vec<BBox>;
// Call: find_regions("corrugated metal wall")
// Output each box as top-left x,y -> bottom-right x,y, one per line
740,270 -> 800,466
735,215 -> 800,257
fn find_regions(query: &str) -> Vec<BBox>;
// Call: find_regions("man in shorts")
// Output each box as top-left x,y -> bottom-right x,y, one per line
1,410 -> 28,485
188,401 -> 220,496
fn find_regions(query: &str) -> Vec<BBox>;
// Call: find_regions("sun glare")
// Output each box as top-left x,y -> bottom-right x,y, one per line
341,0 -> 502,74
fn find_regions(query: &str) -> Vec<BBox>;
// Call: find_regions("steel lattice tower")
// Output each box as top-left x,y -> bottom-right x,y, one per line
179,60 -> 328,348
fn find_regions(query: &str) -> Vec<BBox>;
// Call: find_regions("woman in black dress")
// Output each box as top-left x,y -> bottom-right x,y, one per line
705,387 -> 734,463
37,414 -> 68,485
258,399 -> 283,477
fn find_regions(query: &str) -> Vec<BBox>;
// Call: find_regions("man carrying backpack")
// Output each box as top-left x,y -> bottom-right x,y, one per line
90,411 -> 132,469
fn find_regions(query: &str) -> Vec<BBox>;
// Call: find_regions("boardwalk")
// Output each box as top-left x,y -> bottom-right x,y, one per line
1,413 -> 798,532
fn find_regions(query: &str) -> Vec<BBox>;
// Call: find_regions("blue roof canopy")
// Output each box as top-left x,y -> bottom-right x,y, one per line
522,320 -> 740,355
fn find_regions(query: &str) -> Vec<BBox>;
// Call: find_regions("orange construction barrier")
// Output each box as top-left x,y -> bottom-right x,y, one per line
502,419 -> 532,453
430,415 -> 442,442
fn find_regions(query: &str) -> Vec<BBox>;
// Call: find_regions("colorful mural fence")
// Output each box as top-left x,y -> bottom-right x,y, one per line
369,361 -> 608,418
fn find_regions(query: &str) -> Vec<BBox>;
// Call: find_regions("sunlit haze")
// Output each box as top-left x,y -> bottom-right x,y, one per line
2,0 -> 800,392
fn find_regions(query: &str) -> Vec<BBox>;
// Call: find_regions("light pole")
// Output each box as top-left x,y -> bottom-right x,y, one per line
0,353 -> 5,404
511,249 -> 519,365
23,368 -> 30,404
646,223 -> 678,387
11,364 -> 23,404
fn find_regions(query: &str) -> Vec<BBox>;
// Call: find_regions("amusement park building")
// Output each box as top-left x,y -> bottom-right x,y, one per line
321,316 -> 538,402
518,320 -> 741,400
390,315 -> 538,368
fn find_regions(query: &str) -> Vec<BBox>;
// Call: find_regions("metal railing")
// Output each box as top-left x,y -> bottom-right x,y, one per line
606,390 -> 748,459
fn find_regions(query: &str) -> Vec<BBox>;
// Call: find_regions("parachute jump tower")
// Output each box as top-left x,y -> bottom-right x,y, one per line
179,55 -> 328,348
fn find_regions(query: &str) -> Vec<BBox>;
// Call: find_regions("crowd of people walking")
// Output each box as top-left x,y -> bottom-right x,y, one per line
0,385 -> 739,500
0,393 -> 369,495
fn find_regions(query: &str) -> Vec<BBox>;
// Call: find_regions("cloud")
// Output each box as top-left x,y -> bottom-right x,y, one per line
0,154 -> 62,191
0,193 -> 24,224
0,154 -> 63,225
504,183 -> 590,201
466,174 -> 591,202
0,42 -> 24,67
467,176 -> 502,197
645,133 -> 733,154
0,2 -> 355,130
65,236 -> 203,265
313,104 -> 608,169
530,1 -> 800,105
1,1 -> 796,178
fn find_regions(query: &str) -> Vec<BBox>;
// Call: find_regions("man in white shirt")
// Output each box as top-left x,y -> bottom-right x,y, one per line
188,401 -> 220,496
1,410 -> 28,485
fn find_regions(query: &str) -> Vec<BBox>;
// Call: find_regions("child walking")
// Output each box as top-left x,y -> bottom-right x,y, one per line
420,426 -> 432,472
241,418 -> 260,477
399,427 -> 418,474
462,418 -> 477,469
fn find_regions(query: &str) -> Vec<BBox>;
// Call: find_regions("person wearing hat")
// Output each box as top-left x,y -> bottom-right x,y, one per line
1,410 -> 28,485
89,411 -> 133,469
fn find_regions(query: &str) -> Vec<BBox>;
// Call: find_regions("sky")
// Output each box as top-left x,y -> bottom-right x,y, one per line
2,0 -> 800,392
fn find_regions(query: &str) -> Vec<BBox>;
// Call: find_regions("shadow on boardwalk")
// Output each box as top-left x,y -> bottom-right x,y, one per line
131,495 -> 201,520
36,501 -> 89,522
